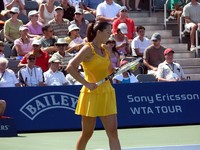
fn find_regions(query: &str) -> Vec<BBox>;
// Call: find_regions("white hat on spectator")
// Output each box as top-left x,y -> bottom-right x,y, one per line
32,39 -> 42,45
68,24 -> 80,33
48,57 -> 61,63
10,7 -> 20,14
28,10 -> 39,18
117,23 -> 128,34
19,25 -> 29,31
54,6 -> 63,11
55,38 -> 69,45
75,8 -> 83,14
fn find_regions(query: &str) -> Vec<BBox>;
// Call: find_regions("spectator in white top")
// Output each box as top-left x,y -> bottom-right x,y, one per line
96,0 -> 121,24
18,52 -> 44,87
0,57 -> 20,87
44,57 -> 69,86
157,48 -> 185,82
182,0 -> 200,51
131,26 -> 151,57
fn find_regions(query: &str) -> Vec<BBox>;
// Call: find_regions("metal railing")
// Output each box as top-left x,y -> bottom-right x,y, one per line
164,0 -> 170,29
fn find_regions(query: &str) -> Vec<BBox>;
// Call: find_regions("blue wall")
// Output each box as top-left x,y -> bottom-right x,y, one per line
1,81 -> 200,132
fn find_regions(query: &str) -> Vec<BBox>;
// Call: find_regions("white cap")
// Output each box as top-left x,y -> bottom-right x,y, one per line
19,25 -> 29,31
54,6 -> 63,11
32,39 -> 41,45
68,24 -> 80,33
10,7 -> 20,14
117,23 -> 128,34
28,10 -> 38,17
55,38 -> 69,45
48,57 -> 61,63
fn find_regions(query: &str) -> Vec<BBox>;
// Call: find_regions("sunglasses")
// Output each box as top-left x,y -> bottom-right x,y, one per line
33,45 -> 40,47
28,58 -> 36,60
121,10 -> 128,12
57,44 -> 67,47
48,30 -> 54,32
107,41 -> 115,44
10,12 -> 18,14
31,15 -> 38,17
75,13 -> 82,15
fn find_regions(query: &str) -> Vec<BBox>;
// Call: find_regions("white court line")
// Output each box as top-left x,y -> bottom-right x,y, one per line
95,144 -> 200,150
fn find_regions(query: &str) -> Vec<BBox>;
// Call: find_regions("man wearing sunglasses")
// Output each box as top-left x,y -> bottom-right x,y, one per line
18,39 -> 50,72
18,52 -> 44,87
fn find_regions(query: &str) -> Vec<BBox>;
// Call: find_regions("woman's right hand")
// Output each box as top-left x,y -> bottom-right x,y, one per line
85,82 -> 98,90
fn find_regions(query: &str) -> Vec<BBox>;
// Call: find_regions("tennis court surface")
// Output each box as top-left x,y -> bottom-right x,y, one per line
1,125 -> 200,150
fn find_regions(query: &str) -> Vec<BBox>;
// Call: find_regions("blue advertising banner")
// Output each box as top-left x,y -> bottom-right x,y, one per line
0,81 -> 200,132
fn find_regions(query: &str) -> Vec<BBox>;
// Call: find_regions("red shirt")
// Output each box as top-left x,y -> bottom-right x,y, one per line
20,50 -> 50,72
112,18 -> 136,40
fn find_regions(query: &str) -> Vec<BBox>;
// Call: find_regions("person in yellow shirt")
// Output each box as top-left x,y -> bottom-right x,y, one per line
66,21 -> 121,150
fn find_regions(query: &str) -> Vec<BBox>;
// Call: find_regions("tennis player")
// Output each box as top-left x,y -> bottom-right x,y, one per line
66,21 -> 121,150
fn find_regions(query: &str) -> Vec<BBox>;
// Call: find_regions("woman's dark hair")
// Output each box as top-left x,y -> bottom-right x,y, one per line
136,25 -> 145,32
86,21 -> 111,42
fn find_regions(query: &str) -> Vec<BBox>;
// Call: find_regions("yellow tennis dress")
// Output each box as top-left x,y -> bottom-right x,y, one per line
75,43 -> 117,117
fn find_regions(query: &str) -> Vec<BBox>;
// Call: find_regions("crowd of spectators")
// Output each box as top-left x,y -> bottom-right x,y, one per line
0,0 -> 193,88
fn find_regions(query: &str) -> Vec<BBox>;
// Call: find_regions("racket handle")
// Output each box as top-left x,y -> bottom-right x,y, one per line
96,79 -> 106,86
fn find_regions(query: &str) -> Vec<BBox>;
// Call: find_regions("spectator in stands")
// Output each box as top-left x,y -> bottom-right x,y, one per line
0,41 -> 5,58
38,0 -> 55,25
112,6 -> 136,41
40,24 -> 58,54
71,8 -> 89,39
61,0 -> 75,21
0,100 -> 6,117
106,37 -> 120,68
18,39 -> 50,72
66,24 -> 85,53
113,59 -> 138,83
3,0 -> 26,15
44,57 -> 69,86
0,57 -> 20,87
157,48 -> 186,81
48,6 -> 71,38
111,23 -> 130,56
96,0 -> 121,24
14,25 -> 33,57
52,38 -> 74,66
143,33 -> 165,76
80,0 -> 103,16
182,0 -> 200,51
120,0 -> 132,11
4,7 -> 23,44
68,0 -> 81,8
131,26 -> 151,57
18,52 -> 44,86
26,10 -> 43,38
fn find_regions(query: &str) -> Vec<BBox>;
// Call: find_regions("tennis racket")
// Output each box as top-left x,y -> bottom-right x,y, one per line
96,57 -> 142,86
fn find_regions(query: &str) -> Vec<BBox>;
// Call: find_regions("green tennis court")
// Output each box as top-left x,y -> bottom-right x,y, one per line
1,125 -> 200,150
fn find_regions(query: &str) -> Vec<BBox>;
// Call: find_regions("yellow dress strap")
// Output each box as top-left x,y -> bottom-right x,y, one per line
87,42 -> 95,55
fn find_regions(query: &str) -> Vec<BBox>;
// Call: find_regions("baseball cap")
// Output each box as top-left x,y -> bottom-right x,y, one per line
151,33 -> 161,41
75,8 -> 83,14
10,7 -> 20,14
28,10 -> 38,17
120,60 -> 128,67
164,48 -> 174,56
55,38 -> 69,45
48,57 -> 61,63
68,24 -> 80,33
32,39 -> 42,45
120,6 -> 128,12
19,25 -> 29,31
117,23 -> 128,34
54,6 -> 63,11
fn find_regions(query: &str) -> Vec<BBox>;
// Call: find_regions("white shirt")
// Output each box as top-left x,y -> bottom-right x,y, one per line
113,72 -> 138,83
157,61 -> 185,80
96,1 -> 121,23
3,0 -> 25,8
0,69 -> 19,87
18,65 -> 43,86
131,36 -> 151,57
44,69 -> 68,86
